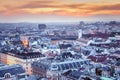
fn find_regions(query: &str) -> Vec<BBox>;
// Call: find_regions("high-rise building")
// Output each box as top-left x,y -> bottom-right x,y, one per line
38,24 -> 47,32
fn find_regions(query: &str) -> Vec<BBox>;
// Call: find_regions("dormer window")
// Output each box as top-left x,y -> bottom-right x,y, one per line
4,73 -> 11,78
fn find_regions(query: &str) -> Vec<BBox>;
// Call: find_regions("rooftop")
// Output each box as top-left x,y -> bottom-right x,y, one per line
0,64 -> 25,77
7,52 -> 45,59
32,58 -> 90,71
0,62 -> 6,67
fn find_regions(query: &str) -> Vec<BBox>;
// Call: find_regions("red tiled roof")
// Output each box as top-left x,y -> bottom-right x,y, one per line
88,55 -> 107,62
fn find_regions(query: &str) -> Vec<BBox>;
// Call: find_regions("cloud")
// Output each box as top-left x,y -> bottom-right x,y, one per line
86,3 -> 120,15
0,0 -> 120,17
17,1 -> 86,9
90,3 -> 120,10
18,1 -> 57,8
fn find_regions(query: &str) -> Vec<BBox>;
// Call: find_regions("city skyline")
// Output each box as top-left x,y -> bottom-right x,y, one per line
0,0 -> 120,22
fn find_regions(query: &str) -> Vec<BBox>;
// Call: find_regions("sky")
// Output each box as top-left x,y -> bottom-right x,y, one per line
0,0 -> 120,22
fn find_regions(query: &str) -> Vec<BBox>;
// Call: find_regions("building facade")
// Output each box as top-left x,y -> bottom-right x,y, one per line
0,52 -> 45,75
0,64 -> 27,80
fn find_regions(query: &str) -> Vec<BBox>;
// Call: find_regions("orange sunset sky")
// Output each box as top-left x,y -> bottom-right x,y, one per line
0,0 -> 120,22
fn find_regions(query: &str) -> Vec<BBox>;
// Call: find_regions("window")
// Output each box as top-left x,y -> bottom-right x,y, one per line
4,73 -> 11,78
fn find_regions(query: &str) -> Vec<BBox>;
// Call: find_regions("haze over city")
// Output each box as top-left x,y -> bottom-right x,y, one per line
0,0 -> 120,22
0,0 -> 120,80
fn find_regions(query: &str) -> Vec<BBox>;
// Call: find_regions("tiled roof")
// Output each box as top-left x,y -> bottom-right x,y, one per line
88,55 -> 107,62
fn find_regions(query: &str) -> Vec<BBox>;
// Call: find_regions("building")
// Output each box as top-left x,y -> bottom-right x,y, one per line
77,38 -> 90,46
0,52 -> 45,75
41,44 -> 60,55
32,58 -> 90,80
0,62 -> 6,67
38,24 -> 47,31
78,29 -> 82,39
0,64 -> 27,80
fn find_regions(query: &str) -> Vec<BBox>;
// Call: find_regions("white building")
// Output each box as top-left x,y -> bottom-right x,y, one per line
78,29 -> 82,39
41,44 -> 60,55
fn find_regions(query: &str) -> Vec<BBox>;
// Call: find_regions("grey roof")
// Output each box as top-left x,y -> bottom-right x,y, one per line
63,70 -> 82,80
0,64 -> 25,77
28,75 -> 37,80
0,62 -> 6,67
50,59 -> 90,71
